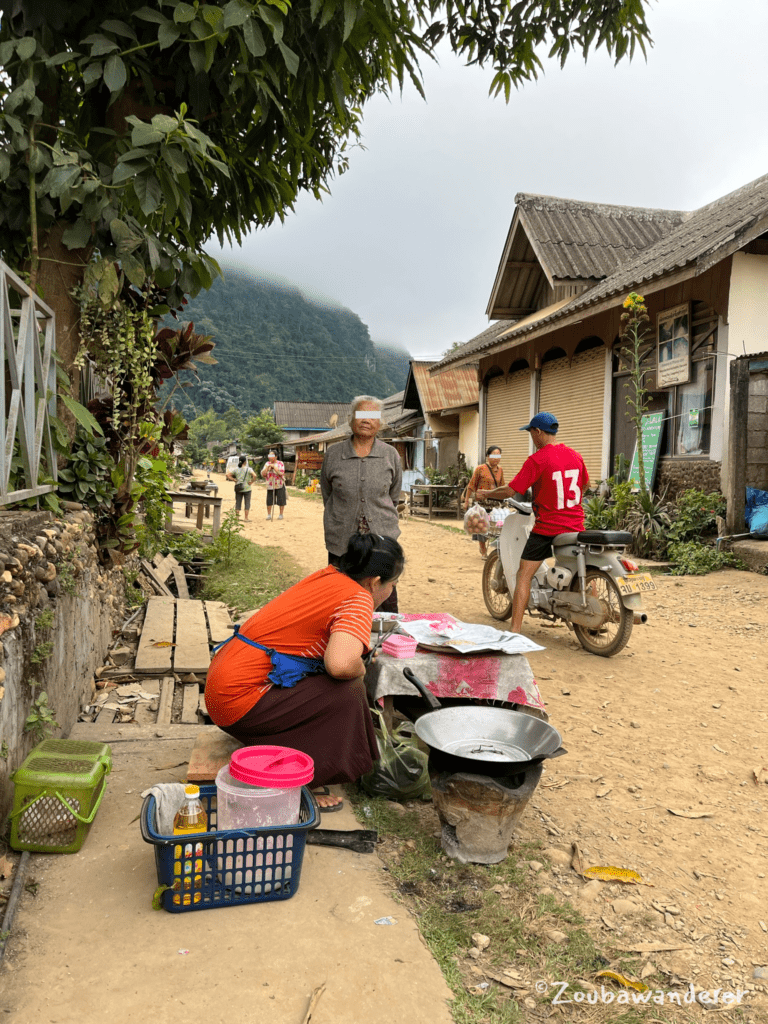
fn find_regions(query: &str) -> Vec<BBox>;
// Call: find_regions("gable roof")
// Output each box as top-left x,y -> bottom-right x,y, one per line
436,171 -> 768,372
404,360 -> 478,414
273,401 -> 350,430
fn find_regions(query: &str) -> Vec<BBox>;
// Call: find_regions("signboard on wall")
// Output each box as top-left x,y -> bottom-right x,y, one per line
628,411 -> 665,491
296,450 -> 324,471
657,302 -> 691,388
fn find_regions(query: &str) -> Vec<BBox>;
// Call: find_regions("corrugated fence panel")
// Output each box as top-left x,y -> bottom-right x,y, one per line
485,370 -> 532,481
539,349 -> 605,483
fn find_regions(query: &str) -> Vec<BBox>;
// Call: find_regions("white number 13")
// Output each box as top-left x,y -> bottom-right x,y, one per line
553,470 -> 581,509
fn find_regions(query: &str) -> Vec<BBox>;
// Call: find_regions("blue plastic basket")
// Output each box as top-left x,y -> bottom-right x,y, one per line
140,784 -> 318,913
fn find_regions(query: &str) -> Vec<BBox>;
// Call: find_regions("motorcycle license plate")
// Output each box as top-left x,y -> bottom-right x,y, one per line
617,572 -> 656,595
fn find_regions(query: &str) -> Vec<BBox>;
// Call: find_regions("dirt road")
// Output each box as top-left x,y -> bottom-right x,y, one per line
239,478 -> 768,1006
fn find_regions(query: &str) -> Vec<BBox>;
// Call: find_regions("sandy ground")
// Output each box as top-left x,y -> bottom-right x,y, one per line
238,478 -> 768,1008
3,475 -> 767,1020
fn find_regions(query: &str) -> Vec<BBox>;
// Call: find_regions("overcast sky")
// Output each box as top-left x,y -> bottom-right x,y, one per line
211,0 -> 768,360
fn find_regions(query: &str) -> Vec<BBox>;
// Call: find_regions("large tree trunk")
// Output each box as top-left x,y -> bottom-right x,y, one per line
34,221 -> 92,435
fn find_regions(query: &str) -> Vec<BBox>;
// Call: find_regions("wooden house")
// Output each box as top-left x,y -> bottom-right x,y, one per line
432,173 -> 768,505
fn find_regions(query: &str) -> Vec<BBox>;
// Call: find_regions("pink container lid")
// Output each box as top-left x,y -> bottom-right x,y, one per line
229,745 -> 314,788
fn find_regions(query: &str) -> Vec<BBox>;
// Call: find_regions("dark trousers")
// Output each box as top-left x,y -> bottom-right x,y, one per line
220,674 -> 378,787
327,552 -> 398,613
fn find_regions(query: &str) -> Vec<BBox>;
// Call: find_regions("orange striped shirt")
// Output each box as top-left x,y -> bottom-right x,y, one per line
205,566 -> 374,727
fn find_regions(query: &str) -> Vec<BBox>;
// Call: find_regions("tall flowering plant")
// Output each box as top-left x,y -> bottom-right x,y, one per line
620,293 -> 652,495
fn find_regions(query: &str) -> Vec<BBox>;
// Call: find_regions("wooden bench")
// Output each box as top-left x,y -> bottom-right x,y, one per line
165,490 -> 223,538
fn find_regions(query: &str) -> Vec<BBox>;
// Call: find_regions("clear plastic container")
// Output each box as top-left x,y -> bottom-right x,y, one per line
215,764 -> 302,829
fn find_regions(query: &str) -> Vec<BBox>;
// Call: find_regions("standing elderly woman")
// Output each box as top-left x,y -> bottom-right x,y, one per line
464,445 -> 505,558
321,396 -> 402,612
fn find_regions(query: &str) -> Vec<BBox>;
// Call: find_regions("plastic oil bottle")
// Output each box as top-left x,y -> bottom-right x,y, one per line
172,784 -> 208,906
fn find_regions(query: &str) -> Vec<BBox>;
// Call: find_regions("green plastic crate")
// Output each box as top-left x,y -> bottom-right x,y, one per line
9,739 -> 112,853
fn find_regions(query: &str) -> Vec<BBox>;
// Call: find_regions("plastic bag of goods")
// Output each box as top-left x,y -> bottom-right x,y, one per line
360,712 -> 430,801
489,507 -> 511,533
463,503 -> 490,536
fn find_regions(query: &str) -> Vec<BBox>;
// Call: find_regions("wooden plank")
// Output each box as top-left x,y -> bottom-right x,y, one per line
198,694 -> 208,717
153,554 -> 177,582
186,727 -> 242,783
156,676 -> 175,726
140,559 -> 173,597
171,565 -> 190,600
204,600 -> 234,646
181,682 -> 200,725
173,600 -> 211,675
134,598 -> 176,673
133,679 -> 161,727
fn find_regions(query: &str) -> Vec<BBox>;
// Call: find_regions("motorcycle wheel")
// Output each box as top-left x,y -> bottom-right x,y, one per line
571,569 -> 633,657
482,549 -> 513,620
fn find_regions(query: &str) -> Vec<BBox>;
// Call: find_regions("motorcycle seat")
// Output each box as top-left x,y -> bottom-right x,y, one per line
552,532 -> 579,546
577,530 -> 632,546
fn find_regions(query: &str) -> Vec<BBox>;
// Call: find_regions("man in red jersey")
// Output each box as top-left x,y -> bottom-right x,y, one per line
478,412 -> 589,634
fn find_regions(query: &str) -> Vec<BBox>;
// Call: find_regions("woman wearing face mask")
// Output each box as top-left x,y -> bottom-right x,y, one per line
464,446 -> 505,558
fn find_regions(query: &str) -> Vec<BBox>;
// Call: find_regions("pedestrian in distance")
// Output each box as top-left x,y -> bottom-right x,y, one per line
464,445 -> 505,559
478,412 -> 589,634
226,454 -> 256,521
261,450 -> 287,520
320,395 -> 402,612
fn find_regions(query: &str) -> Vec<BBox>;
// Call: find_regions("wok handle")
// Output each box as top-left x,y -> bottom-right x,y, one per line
402,667 -> 442,709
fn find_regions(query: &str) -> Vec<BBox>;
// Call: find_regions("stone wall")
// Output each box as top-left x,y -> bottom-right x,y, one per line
747,370 -> 768,490
0,507 -> 126,820
656,458 -> 723,499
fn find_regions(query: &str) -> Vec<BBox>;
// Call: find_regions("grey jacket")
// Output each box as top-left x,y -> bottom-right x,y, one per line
320,438 -> 402,556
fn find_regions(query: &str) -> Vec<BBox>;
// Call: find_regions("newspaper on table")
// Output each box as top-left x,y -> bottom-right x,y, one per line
394,618 -> 544,656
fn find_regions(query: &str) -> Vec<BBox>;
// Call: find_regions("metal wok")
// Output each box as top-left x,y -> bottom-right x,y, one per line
402,667 -> 565,775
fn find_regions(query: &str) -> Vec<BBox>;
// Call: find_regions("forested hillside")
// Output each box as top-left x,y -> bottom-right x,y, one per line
159,265 -> 411,417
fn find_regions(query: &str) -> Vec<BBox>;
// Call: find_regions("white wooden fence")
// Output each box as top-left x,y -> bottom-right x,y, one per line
0,262 -> 58,505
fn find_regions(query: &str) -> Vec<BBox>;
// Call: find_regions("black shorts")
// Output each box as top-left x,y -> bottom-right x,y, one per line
520,532 -> 558,563
266,486 -> 287,507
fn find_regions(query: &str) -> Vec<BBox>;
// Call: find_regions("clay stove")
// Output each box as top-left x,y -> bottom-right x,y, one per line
430,762 -> 543,864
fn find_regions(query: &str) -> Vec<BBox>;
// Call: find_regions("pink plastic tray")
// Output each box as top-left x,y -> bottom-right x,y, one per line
381,634 -> 418,659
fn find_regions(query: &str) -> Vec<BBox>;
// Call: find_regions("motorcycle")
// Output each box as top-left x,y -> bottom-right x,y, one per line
481,500 -> 654,657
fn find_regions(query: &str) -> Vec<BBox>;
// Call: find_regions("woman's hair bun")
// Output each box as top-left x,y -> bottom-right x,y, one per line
338,533 -> 404,584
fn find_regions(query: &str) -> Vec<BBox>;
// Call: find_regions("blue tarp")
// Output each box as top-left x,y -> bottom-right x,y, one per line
745,487 -> 768,538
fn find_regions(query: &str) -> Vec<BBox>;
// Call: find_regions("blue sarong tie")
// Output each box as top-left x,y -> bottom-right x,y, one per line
212,625 -> 324,688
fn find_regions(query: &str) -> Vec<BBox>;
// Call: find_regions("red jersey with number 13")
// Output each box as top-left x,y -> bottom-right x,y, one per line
509,444 -> 589,536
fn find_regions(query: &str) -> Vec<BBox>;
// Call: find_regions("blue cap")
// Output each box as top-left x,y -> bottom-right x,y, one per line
520,412 -> 559,433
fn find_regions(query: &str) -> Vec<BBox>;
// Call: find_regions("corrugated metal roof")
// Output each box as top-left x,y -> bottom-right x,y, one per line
410,361 -> 478,412
273,401 -> 350,430
435,172 -> 768,371
517,193 -> 685,281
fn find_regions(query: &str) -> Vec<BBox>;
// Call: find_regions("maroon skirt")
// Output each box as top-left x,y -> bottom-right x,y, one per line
219,673 -> 378,788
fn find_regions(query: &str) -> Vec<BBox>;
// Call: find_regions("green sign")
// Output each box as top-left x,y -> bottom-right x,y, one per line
628,411 -> 665,490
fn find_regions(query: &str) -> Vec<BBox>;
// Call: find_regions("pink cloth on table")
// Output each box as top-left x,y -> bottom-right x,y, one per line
384,613 -> 545,711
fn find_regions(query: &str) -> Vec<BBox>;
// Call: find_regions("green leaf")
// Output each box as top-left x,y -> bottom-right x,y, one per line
60,395 -> 103,436
0,41 -> 14,64
112,159 -> 149,184
87,34 -> 120,57
134,7 -> 166,24
134,174 -> 162,216
243,17 -> 266,56
122,253 -> 146,288
4,113 -> 23,135
173,2 -> 197,23
130,121 -> 165,147
0,152 -> 10,180
46,51 -> 80,66
101,19 -> 137,39
223,1 -> 250,29
147,236 -> 161,270
278,41 -> 299,76
62,219 -> 92,250
98,261 -> 120,305
104,54 -> 127,92
16,36 -> 37,60
189,42 -> 206,73
158,21 -> 181,49
342,0 -> 356,41
82,61 -> 104,85
151,113 -> 180,134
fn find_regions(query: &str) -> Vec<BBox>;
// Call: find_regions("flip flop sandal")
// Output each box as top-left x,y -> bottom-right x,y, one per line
311,786 -> 344,812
